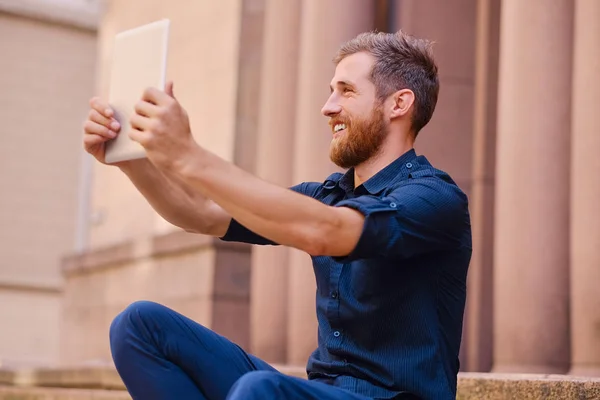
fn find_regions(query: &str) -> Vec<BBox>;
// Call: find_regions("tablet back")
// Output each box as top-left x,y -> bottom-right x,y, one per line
105,19 -> 170,164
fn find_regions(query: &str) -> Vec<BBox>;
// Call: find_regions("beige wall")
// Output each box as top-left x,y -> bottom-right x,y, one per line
0,288 -> 61,367
89,0 -> 244,248
0,10 -> 96,366
60,246 -> 217,365
0,12 -> 95,289
60,0 -> 257,365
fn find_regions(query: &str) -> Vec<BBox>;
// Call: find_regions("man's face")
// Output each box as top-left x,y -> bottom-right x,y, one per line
322,52 -> 389,169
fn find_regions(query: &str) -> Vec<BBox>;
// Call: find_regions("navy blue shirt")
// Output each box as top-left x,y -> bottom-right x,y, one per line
221,149 -> 472,399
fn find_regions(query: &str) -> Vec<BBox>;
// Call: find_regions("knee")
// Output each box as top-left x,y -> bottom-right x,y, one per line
109,301 -> 167,358
227,371 -> 284,399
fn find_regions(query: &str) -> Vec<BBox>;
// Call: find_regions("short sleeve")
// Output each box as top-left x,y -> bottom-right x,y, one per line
333,178 -> 469,262
219,181 -> 322,245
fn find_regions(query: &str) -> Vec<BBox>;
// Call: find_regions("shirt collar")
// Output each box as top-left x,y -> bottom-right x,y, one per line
338,149 -> 419,195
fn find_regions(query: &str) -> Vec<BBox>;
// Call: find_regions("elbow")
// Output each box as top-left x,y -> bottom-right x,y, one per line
182,225 -> 206,235
302,235 -> 327,256
300,208 -> 363,257
177,217 -> 211,235
298,220 -> 339,257
302,236 -> 328,257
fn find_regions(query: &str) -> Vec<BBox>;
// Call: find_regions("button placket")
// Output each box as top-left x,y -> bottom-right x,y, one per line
326,264 -> 342,324
327,263 -> 345,349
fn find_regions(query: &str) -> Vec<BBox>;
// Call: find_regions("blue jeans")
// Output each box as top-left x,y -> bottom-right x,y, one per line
109,301 -> 374,400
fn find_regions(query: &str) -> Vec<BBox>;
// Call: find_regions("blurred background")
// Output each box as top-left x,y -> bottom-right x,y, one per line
0,0 -> 598,380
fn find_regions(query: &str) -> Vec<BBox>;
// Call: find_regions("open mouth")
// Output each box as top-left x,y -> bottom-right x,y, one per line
333,123 -> 347,138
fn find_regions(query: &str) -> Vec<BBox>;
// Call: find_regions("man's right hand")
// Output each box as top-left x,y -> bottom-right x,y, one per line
83,97 -> 122,164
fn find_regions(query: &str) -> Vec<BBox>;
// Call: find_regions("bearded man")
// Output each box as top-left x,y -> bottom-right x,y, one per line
82,30 -> 472,400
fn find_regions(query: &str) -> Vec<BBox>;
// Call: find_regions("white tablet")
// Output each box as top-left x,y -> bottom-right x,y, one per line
105,19 -> 170,164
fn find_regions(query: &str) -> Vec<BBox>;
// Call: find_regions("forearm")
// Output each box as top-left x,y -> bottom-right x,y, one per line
175,147 -> 363,255
118,158 -> 229,235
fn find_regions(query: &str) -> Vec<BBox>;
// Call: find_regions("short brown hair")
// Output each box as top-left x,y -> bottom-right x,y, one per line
333,30 -> 439,136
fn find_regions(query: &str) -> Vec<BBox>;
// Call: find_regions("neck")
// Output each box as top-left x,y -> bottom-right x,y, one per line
353,134 -> 414,187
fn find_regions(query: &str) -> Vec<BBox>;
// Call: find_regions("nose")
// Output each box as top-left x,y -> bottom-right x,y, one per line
321,94 -> 342,117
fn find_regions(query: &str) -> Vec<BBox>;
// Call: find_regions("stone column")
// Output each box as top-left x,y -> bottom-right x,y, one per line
393,0 -> 480,370
569,0 -> 600,377
492,0 -> 573,373
465,0 -> 500,373
249,0 -> 301,363
287,0 -> 374,365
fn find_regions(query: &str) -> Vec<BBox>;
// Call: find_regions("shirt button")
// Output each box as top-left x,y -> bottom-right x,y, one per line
390,202 -> 397,208
331,291 -> 338,299
333,331 -> 341,337
406,162 -> 413,169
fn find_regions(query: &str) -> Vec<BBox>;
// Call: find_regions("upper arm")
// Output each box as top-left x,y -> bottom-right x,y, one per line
219,181 -> 322,245
332,178 -> 469,261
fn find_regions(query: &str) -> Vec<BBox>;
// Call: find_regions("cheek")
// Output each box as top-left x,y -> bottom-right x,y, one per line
352,101 -> 377,120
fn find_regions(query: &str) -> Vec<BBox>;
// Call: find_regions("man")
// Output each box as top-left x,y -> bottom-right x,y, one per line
83,30 -> 471,400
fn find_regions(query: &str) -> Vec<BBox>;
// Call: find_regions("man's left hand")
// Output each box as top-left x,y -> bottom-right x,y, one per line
129,81 -> 199,172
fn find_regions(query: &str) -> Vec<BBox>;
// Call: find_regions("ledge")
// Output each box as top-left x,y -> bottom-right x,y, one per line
151,230 -> 251,258
0,0 -> 101,31
62,230 -> 251,278
62,241 -> 135,277
0,369 -> 15,385
32,367 -> 125,390
0,280 -> 61,294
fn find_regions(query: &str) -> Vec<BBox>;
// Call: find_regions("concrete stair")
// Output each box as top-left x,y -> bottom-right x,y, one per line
1,365 -> 600,399
0,386 -> 130,400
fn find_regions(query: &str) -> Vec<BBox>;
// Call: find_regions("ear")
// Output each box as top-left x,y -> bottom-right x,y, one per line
389,89 -> 415,120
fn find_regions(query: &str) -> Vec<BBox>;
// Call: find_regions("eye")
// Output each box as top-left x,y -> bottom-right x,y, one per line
343,87 -> 353,94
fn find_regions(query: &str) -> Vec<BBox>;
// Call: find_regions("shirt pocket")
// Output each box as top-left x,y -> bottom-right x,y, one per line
349,261 -> 389,301
349,260 -> 405,303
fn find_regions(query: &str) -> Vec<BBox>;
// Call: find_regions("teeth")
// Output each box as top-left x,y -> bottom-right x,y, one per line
334,124 -> 346,132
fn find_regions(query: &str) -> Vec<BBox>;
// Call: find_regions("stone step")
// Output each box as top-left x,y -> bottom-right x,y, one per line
2,366 -> 600,399
0,386 -> 130,400
458,372 -> 600,400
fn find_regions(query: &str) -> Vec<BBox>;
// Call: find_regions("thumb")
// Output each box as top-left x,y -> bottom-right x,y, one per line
165,81 -> 175,98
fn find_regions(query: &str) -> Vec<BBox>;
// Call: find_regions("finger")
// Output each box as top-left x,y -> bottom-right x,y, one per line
83,120 -> 116,139
142,86 -> 169,105
130,113 -> 152,131
83,132 -> 108,148
89,109 -> 120,132
165,81 -> 175,98
89,96 -> 114,118
134,100 -> 159,118
128,127 -> 148,147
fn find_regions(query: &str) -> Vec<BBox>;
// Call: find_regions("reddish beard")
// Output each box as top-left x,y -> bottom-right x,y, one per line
329,104 -> 388,169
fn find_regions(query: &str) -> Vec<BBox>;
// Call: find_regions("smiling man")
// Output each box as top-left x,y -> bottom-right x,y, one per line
83,30 -> 471,400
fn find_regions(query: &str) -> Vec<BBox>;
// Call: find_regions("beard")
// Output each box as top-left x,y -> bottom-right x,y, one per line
329,103 -> 388,169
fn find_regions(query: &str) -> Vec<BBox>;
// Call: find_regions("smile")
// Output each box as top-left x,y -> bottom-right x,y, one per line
334,123 -> 347,132
333,123 -> 347,138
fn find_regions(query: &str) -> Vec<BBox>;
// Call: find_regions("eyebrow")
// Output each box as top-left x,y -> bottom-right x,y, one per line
329,80 -> 357,93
